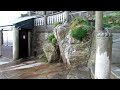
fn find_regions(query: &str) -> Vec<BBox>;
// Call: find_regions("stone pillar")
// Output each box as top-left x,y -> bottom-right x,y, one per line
64,11 -> 69,22
95,32 -> 112,79
88,11 -> 103,67
28,31 -> 31,57
95,11 -> 103,32
13,26 -> 19,60
0,30 -> 2,56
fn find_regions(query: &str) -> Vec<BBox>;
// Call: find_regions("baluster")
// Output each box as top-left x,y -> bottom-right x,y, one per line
50,16 -> 52,24
55,15 -> 57,22
36,19 -> 38,26
41,18 -> 42,25
58,14 -> 60,22
39,18 -> 40,25
38,19 -> 40,26
42,18 -> 44,25
51,16 -> 53,24
34,19 -> 35,26
47,17 -> 49,25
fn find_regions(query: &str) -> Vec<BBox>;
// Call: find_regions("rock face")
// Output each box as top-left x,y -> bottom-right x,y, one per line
53,23 -> 91,66
43,43 -> 59,63
53,23 -> 70,64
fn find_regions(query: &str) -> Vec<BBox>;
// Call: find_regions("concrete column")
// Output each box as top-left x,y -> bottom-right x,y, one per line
28,31 -> 31,57
43,11 -> 47,28
13,26 -> 19,60
95,11 -> 103,32
89,11 -> 103,68
0,30 -> 2,56
95,32 -> 112,79
44,15 -> 47,28
64,11 -> 69,22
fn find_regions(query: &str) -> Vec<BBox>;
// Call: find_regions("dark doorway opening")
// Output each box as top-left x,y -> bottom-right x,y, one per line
19,29 -> 29,58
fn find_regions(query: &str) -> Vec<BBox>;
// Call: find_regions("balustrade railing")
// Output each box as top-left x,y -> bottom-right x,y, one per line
34,11 -> 89,26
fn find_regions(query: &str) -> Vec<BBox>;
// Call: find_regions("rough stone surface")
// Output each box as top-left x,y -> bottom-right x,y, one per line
53,23 -> 91,66
43,43 -> 59,63
31,28 -> 51,56
53,23 -> 70,41
53,23 -> 70,64
67,66 -> 91,79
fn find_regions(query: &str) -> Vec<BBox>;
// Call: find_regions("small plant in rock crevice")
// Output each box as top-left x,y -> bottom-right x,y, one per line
48,34 -> 57,45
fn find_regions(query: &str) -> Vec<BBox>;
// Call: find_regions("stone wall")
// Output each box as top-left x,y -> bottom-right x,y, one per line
31,25 -> 54,56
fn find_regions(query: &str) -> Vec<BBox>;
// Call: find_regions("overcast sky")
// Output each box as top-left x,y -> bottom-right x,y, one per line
0,11 -> 27,26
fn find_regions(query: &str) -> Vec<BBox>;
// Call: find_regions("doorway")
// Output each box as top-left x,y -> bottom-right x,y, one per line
19,29 -> 28,58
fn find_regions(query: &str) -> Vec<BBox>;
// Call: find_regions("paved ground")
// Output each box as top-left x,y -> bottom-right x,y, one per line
0,57 -> 91,79
112,33 -> 120,64
111,64 -> 120,79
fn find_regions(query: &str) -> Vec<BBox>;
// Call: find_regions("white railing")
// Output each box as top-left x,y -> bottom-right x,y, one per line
47,11 -> 65,25
34,11 -> 89,26
34,11 -> 66,26
34,17 -> 44,26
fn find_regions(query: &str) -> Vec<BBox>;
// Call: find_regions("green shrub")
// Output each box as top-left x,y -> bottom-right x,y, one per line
70,17 -> 90,30
70,26 -> 88,41
70,16 -> 93,41
48,34 -> 57,45
103,12 -> 120,28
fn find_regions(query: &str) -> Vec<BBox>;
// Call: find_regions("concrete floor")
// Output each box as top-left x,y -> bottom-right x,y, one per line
0,57 -> 91,79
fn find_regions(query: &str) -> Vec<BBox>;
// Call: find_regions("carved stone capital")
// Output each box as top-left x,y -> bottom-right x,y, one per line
96,32 -> 112,37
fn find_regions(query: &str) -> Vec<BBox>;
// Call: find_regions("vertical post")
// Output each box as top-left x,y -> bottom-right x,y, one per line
64,11 -> 69,22
95,11 -> 112,79
28,11 -> 31,16
28,31 -> 31,57
95,33 -> 112,79
95,11 -> 103,32
88,11 -> 103,67
13,26 -> 19,60
0,30 -> 2,56
43,11 -> 47,28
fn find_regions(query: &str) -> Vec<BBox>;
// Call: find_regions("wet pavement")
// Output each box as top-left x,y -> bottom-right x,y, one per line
0,57 -> 91,79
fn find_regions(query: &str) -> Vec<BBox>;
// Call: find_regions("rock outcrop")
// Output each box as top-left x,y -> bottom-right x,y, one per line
43,43 -> 59,63
53,23 -> 91,66
53,23 -> 70,64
